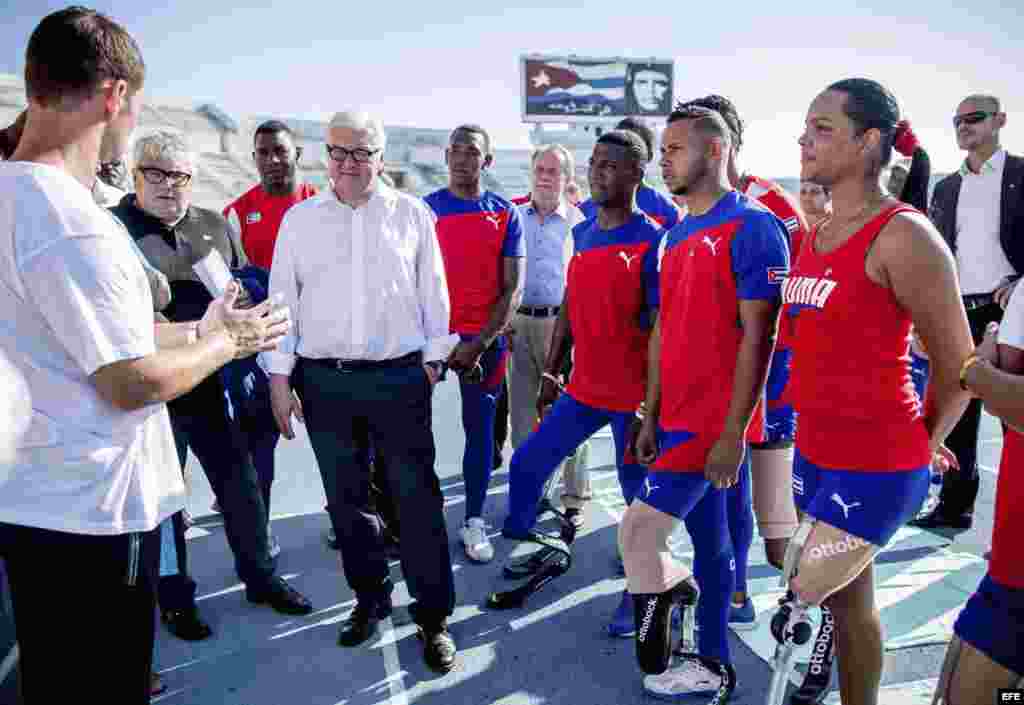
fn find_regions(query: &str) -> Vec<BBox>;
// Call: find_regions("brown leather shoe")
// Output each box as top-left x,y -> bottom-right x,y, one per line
418,623 -> 456,673
338,599 -> 392,647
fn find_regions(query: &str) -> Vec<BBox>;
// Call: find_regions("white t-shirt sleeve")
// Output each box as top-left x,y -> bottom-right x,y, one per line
20,233 -> 155,376
998,282 -> 1024,351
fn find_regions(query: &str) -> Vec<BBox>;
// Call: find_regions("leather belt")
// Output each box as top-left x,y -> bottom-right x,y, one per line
518,305 -> 560,318
963,293 -> 996,311
304,351 -> 421,373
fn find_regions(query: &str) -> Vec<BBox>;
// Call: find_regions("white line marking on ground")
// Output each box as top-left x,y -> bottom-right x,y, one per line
377,617 -> 410,705
0,644 -> 17,688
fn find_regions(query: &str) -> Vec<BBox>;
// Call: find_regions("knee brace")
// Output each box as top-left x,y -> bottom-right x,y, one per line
634,577 -> 699,675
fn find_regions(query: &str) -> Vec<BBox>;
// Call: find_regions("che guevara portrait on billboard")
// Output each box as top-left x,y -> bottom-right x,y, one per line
626,62 -> 673,116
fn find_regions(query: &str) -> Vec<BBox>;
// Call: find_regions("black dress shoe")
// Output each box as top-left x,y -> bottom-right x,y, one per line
245,577 -> 313,615
161,607 -> 213,641
418,622 -> 456,673
908,507 -> 973,531
338,600 -> 392,647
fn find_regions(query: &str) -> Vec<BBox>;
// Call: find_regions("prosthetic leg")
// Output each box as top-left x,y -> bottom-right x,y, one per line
766,521 -> 815,705
634,576 -> 700,674
501,456 -> 570,581
487,507 -> 576,609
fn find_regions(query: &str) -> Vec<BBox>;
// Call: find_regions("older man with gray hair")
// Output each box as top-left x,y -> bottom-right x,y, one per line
266,110 -> 459,672
509,145 -> 590,526
112,130 -> 314,640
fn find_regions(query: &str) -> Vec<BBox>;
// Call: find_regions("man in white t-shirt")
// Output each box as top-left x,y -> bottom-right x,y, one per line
0,9 -> 290,704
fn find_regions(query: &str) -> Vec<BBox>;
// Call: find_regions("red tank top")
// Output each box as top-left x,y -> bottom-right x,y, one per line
783,204 -> 930,470
991,428 -> 1024,588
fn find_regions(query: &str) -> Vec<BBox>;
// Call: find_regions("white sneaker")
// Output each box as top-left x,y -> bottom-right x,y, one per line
460,517 -> 494,563
268,530 -> 282,559
643,657 -> 722,699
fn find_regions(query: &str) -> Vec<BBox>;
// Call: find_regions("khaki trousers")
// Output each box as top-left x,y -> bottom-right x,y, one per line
508,312 -> 592,508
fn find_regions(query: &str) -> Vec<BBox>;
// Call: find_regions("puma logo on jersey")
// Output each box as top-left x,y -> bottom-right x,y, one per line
830,493 -> 861,518
702,236 -> 721,255
483,213 -> 501,228
642,476 -> 660,498
619,251 -> 639,270
782,276 -> 838,310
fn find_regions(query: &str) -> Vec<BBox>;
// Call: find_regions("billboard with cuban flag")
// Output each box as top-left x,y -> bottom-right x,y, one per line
521,54 -> 674,123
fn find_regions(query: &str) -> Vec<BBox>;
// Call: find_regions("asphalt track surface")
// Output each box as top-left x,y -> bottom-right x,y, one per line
144,379 -> 999,705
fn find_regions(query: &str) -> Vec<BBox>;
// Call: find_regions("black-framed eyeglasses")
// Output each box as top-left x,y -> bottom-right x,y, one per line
953,111 -> 995,129
137,166 -> 192,187
325,144 -> 379,164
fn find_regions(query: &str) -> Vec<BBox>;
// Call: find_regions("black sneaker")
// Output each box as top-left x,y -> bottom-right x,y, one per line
418,622 -> 457,673
161,607 -> 213,641
245,577 -> 313,616
790,606 -> 836,705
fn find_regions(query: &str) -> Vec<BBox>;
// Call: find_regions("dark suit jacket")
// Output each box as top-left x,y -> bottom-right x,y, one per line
929,152 -> 1024,278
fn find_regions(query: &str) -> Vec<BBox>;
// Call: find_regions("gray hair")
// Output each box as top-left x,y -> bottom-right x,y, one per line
531,144 -> 575,181
327,111 -> 387,152
132,130 -> 195,169
961,94 -> 1001,113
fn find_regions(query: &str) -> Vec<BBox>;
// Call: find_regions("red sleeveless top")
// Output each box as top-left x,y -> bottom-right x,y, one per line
992,428 -> 1024,588
782,204 -> 930,471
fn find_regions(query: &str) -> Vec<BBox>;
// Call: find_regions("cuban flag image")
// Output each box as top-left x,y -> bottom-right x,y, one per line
524,59 -> 627,116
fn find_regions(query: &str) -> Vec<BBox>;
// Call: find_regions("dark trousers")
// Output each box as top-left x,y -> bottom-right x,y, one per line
0,522 -> 160,705
295,358 -> 455,625
940,301 -> 1004,516
159,374 -> 275,611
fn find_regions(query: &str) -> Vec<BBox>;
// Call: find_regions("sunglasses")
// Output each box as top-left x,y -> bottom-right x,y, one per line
953,111 -> 995,129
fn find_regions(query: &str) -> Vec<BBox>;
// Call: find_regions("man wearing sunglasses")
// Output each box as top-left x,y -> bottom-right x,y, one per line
111,130 -> 314,639
913,94 -> 1024,531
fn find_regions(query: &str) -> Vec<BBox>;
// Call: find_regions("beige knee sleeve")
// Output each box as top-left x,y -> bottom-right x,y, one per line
620,501 -> 691,594
751,446 -> 798,540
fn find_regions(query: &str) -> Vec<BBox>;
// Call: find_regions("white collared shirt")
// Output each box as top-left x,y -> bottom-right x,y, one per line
956,149 -> 1014,295
262,183 -> 458,375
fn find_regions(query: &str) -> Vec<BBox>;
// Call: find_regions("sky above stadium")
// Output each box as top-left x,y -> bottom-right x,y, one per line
3,1 -> 1021,177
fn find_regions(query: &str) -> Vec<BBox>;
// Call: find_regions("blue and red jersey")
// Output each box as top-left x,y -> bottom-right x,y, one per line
652,191 -> 790,472
580,184 -> 681,229
783,204 -> 930,471
565,212 -> 662,413
424,189 -> 525,335
740,174 -> 810,351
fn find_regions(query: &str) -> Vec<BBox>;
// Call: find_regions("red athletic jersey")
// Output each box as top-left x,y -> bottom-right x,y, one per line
992,428 -> 1024,588
223,183 -> 318,269
784,204 -> 930,471
424,189 -> 525,335
652,192 -> 790,472
564,213 -> 661,413
740,174 -> 809,349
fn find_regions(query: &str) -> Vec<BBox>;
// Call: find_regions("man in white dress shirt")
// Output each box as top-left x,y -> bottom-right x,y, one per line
266,110 -> 459,673
913,94 -> 1024,530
